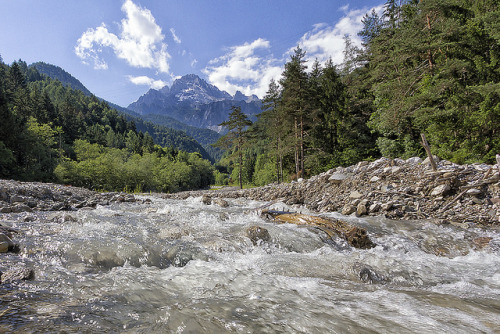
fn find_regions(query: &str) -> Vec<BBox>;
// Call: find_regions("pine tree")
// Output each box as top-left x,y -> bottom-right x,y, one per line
259,79 -> 286,183
280,46 -> 311,178
217,106 -> 252,189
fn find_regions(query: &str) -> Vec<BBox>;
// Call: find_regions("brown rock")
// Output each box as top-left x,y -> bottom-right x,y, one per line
201,195 -> 212,205
246,226 -> 271,245
1,268 -> 35,284
356,203 -> 367,217
214,199 -> 229,207
341,204 -> 356,215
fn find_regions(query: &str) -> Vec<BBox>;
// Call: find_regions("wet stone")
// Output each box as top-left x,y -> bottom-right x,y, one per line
246,226 -> 271,245
214,199 -> 229,207
1,268 -> 35,284
202,195 -> 212,205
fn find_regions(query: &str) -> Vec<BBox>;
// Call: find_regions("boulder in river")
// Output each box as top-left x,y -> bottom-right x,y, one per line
262,210 -> 375,249
246,226 -> 271,245
0,267 -> 35,284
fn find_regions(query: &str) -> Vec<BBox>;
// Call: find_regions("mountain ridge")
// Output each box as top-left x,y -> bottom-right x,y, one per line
128,74 -> 262,132
28,62 -> 215,161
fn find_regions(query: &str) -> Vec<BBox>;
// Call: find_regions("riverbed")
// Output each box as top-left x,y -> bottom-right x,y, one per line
1,195 -> 499,333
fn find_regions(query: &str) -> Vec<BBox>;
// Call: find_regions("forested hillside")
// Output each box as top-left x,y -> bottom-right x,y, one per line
28,62 -> 213,162
0,59 -> 214,192
217,0 -> 499,187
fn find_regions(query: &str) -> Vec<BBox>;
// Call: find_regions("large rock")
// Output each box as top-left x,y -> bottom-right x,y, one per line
349,191 -> 363,199
0,233 -> 19,253
0,268 -> 35,284
201,195 -> 212,205
329,173 -> 348,185
246,226 -> 271,245
430,184 -> 451,197
356,202 -> 368,217
262,211 -> 375,249
214,199 -> 229,207
341,204 -> 356,215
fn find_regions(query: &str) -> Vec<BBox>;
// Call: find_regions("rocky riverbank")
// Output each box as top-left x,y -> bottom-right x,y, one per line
166,157 -> 500,228
0,179 -> 140,282
1,156 -> 499,283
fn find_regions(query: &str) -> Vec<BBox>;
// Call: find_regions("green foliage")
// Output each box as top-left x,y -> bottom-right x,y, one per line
55,140 -> 214,192
216,106 -> 252,189
213,170 -> 229,186
252,154 -> 277,186
364,0 -> 500,163
0,141 -> 15,178
0,60 -> 215,191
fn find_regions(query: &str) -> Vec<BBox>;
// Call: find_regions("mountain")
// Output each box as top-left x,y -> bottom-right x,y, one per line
29,62 -> 213,161
31,62 -> 92,96
127,74 -> 262,133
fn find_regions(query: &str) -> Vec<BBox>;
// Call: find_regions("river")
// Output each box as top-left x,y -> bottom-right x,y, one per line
1,195 -> 499,333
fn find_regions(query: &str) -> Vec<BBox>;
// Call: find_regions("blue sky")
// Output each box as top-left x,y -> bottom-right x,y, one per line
0,0 -> 382,107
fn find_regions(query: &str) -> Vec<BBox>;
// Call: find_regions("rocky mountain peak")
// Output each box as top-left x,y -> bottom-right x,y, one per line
169,74 -> 231,104
233,90 -> 260,103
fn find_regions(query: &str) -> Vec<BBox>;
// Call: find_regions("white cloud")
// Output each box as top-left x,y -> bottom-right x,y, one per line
294,5 -> 383,65
170,28 -> 181,44
75,0 -> 170,73
127,75 -> 166,89
204,5 -> 382,98
203,38 -> 282,98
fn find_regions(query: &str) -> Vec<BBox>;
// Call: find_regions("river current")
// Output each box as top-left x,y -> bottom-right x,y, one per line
1,195 -> 499,333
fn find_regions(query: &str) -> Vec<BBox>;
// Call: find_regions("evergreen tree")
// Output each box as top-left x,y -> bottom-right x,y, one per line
258,79 -> 286,183
216,106 -> 252,189
280,46 -> 311,178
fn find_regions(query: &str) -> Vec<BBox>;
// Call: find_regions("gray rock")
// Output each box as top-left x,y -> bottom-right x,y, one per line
0,241 -> 8,253
406,157 -> 423,164
349,191 -> 363,199
0,188 -> 7,201
10,195 -> 24,203
380,184 -> 394,193
381,202 -> 393,211
391,166 -> 402,174
329,173 -> 348,184
370,176 -> 381,183
369,203 -> 381,212
430,184 -> 451,197
423,155 -> 441,165
0,206 -> 12,213
466,188 -> 481,196
11,204 -> 32,213
471,197 -> 483,205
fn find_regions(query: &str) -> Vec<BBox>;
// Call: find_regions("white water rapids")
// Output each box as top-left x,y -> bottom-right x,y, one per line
1,195 -> 499,333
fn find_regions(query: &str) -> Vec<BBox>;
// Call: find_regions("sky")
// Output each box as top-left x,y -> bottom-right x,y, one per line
0,0 -> 383,107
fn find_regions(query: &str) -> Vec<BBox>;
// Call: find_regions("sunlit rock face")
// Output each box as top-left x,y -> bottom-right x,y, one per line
127,74 -> 261,132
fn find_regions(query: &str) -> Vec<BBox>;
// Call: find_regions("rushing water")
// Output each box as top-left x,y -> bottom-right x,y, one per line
1,195 -> 499,333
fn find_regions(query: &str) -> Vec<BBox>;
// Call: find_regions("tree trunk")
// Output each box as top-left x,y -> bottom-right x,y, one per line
300,114 -> 305,178
421,133 -> 437,171
276,137 -> 280,184
426,14 -> 434,72
238,134 -> 243,189
294,117 -> 299,178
